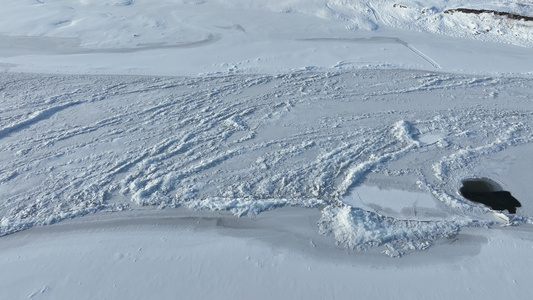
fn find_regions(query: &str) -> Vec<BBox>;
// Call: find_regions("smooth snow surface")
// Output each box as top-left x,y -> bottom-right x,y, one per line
1,0 -> 533,75
2,208 -> 533,299
1,0 -> 533,298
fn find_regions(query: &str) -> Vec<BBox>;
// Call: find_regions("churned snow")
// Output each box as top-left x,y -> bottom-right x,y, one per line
1,70 -> 531,255
1,0 -> 533,298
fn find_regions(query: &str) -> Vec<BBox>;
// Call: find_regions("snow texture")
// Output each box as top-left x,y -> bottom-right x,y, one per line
1,0 -> 533,257
1,70 -> 532,255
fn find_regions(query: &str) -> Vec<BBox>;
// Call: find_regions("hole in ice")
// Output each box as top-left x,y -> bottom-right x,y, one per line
459,178 -> 521,214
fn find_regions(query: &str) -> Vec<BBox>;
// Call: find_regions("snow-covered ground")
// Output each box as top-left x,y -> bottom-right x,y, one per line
2,207 -> 533,299
1,0 -> 533,298
1,0 -> 533,75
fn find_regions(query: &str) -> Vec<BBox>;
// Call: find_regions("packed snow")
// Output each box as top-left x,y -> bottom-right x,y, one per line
1,0 -> 533,298
1,70 -> 532,255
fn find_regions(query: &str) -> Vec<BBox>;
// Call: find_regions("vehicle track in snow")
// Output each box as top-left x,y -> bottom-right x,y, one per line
1,70 -> 532,254
299,37 -> 441,69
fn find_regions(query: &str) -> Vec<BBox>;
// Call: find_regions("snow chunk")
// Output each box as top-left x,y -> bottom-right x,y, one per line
392,120 -> 421,146
318,205 -> 463,257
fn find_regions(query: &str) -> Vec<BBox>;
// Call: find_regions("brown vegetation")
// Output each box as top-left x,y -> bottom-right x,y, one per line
444,8 -> 533,22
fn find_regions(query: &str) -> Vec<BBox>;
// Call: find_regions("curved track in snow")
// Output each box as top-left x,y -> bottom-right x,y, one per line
1,70 -> 532,254
299,37 -> 442,69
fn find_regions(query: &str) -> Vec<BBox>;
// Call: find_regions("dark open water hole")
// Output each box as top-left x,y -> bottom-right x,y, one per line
460,178 -> 521,214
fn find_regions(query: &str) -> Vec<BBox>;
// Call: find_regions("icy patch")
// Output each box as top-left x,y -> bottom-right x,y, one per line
417,133 -> 445,145
342,185 -> 447,221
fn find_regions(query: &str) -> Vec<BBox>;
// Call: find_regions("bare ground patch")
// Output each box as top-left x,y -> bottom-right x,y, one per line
444,8 -> 533,22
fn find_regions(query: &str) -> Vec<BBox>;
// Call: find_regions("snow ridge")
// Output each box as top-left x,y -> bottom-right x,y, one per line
318,205 -> 467,257
184,197 -> 325,217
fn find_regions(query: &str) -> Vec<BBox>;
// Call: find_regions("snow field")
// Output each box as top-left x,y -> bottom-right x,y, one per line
1,0 -> 533,297
1,208 -> 532,299
1,1 -> 533,76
